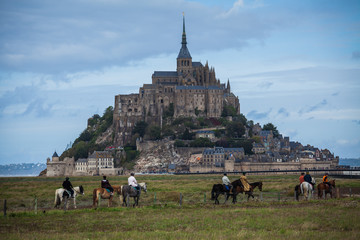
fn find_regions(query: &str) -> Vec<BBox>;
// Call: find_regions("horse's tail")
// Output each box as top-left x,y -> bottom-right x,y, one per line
54,190 -> 60,208
295,185 -> 300,200
93,188 -> 98,207
119,185 -> 124,203
300,183 -> 304,194
211,185 -> 216,200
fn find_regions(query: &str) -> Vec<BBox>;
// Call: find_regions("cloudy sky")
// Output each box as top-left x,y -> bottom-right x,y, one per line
1,0 -> 359,165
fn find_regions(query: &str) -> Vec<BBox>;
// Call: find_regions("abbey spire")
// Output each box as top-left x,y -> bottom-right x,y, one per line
177,13 -> 192,73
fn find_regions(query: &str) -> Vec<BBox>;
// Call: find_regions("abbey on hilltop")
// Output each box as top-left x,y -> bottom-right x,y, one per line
113,16 -> 240,146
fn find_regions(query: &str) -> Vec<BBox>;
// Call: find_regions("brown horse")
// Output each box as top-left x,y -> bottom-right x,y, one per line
232,180 -> 263,202
92,185 -> 122,208
317,180 -> 336,199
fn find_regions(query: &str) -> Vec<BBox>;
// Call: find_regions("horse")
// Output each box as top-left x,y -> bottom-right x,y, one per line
211,180 -> 261,204
92,185 -> 122,208
54,186 -> 84,209
232,180 -> 263,202
211,183 -> 234,204
121,182 -> 147,207
295,177 -> 315,201
317,180 -> 336,199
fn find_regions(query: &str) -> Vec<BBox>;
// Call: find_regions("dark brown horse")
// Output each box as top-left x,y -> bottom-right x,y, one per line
211,181 -> 239,205
92,185 -> 122,208
317,180 -> 336,199
211,180 -> 262,204
232,180 -> 263,202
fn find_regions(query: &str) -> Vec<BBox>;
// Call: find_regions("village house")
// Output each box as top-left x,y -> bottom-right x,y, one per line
195,130 -> 215,141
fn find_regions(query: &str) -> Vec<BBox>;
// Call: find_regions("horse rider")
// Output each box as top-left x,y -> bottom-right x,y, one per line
62,177 -> 74,198
128,173 -> 140,193
222,173 -> 232,192
240,172 -> 251,192
304,171 -> 314,189
322,173 -> 332,193
101,176 -> 114,195
299,172 -> 305,184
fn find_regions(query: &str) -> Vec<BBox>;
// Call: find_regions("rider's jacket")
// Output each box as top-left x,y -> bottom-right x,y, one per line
101,180 -> 112,189
299,175 -> 305,184
222,176 -> 231,185
322,175 -> 328,183
62,180 -> 73,190
128,176 -> 138,187
304,174 -> 312,183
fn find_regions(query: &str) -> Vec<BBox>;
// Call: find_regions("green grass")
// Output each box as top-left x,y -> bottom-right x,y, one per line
0,174 -> 360,239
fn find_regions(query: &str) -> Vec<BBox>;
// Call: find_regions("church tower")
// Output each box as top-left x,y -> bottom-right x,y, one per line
176,14 -> 192,75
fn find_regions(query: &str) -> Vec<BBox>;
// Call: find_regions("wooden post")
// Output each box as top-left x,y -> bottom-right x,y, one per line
4,199 -> 6,216
260,192 -> 263,201
294,190 -> 297,201
34,197 -> 38,214
179,193 -> 183,207
349,188 -> 352,197
154,192 -> 157,205
323,190 -> 326,199
336,188 -> 340,198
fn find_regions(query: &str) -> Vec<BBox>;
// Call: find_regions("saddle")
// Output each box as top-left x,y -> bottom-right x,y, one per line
131,186 -> 140,194
63,189 -> 72,198
222,184 -> 232,192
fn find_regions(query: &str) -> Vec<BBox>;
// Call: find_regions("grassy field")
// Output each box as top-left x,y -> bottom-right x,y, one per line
1,174 -> 360,239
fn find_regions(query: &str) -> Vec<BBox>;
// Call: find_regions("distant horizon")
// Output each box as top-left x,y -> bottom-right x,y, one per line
0,157 -> 359,167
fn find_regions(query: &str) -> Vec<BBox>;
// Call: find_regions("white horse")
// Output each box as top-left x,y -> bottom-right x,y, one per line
54,186 -> 84,209
300,177 -> 315,200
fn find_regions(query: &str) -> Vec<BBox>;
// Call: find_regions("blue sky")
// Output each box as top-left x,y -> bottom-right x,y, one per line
0,0 -> 359,164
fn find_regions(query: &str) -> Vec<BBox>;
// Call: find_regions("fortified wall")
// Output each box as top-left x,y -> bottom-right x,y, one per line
46,152 -> 75,177
190,158 -> 340,173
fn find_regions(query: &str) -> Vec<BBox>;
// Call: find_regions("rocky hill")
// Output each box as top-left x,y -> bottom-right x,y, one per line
134,140 -> 183,172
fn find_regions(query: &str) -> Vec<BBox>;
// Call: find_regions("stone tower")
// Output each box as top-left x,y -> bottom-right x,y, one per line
177,14 -> 192,75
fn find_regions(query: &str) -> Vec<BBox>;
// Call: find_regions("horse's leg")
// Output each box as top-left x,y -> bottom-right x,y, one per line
109,196 -> 113,207
214,193 -> 219,204
224,193 -> 230,204
73,195 -> 76,209
232,193 -> 237,204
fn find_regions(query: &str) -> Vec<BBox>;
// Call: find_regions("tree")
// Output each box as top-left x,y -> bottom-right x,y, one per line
146,125 -> 162,140
263,123 -> 280,138
174,139 -> 186,147
233,113 -> 247,126
221,105 -> 237,117
163,103 -> 174,118
102,106 -> 113,125
132,121 -> 148,138
189,138 -> 214,147
181,128 -> 194,140
226,122 -> 245,138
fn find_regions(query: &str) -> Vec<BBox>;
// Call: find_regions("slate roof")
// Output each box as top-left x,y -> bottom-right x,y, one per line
203,147 -> 224,155
153,71 -> 178,77
192,62 -> 203,67
196,130 -> 214,134
176,85 -> 223,90
76,158 -> 88,163
177,45 -> 192,59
